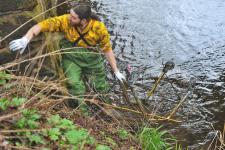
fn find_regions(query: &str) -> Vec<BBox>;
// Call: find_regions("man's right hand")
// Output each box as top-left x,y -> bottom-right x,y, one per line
9,37 -> 29,54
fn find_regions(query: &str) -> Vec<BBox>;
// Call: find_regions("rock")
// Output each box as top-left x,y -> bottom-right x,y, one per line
0,0 -> 37,13
0,14 -> 35,48
0,0 -> 38,61
56,0 -> 70,15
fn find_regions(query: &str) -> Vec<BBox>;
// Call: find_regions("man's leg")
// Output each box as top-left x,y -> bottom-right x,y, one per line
85,60 -> 110,103
62,58 -> 86,108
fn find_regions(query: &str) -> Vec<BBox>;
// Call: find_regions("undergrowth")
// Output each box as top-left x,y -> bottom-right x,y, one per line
0,67 -> 213,150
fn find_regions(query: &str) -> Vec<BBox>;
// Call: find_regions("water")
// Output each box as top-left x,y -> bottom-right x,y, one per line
92,0 -> 225,148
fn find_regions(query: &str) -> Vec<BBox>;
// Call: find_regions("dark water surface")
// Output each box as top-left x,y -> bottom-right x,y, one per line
93,0 -> 225,149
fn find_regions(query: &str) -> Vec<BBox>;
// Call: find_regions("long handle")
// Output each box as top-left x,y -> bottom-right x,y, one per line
147,72 -> 166,98
147,61 -> 175,99
167,91 -> 191,119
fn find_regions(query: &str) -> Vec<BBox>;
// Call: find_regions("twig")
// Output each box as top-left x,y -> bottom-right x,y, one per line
0,111 -> 22,122
0,128 -> 49,133
85,99 -> 181,123
0,49 -> 101,72
128,84 -> 147,118
120,81 -> 132,105
0,144 -> 34,150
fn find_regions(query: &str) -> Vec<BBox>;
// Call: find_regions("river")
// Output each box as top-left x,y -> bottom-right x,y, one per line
92,0 -> 225,149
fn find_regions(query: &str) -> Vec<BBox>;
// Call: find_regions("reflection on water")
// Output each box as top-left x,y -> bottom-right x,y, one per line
93,0 -> 225,148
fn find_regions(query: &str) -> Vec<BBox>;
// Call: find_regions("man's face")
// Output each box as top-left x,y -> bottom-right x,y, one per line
69,9 -> 81,26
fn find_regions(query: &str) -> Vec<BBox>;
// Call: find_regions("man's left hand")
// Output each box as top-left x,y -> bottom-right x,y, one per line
115,70 -> 126,82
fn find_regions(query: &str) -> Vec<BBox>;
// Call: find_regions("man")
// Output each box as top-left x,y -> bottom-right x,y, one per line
9,4 -> 125,112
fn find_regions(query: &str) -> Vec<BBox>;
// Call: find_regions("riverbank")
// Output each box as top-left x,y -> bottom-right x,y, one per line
0,71 -> 181,149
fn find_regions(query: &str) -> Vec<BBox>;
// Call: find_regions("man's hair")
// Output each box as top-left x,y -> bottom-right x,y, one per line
72,4 -> 100,21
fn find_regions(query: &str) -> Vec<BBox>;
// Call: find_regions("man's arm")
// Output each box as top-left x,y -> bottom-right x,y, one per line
103,49 -> 118,72
9,15 -> 68,54
9,24 -> 42,54
98,22 -> 126,82
25,14 -> 68,40
24,24 -> 42,41
104,49 -> 125,82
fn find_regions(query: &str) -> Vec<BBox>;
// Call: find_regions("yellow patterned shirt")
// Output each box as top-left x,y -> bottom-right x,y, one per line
38,14 -> 112,52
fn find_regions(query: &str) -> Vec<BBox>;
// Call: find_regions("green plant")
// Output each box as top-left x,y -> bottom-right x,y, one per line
0,71 -> 11,85
0,98 -> 10,110
10,97 -> 26,107
65,128 -> 95,146
139,126 -> 173,150
95,144 -> 111,150
0,97 -> 26,110
118,128 -> 129,140
175,142 -> 182,150
16,109 -> 41,129
47,114 -> 95,148
47,115 -> 75,130
27,134 -> 45,145
47,128 -> 61,141
14,112 -> 96,148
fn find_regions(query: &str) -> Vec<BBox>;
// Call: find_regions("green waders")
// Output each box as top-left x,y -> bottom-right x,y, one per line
60,39 -> 110,113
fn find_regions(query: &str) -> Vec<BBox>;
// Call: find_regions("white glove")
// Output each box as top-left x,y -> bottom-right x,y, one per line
115,70 -> 126,82
9,37 -> 29,54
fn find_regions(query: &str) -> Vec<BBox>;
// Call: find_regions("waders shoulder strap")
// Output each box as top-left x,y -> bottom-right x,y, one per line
74,27 -> 95,47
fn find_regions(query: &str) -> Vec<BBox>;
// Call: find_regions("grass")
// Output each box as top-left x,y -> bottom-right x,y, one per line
138,126 -> 173,150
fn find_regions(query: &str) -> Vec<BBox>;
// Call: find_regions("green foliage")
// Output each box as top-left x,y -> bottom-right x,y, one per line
11,97 -> 26,107
27,134 -> 46,145
175,142 -> 188,150
0,71 -> 11,85
139,126 -> 172,150
65,129 -> 95,146
118,128 -> 129,140
48,128 -> 61,141
46,114 -> 95,148
47,114 -> 61,125
0,97 -> 26,110
14,112 -> 96,148
95,144 -> 112,150
0,98 -> 10,110
16,109 -> 41,129
48,115 -> 75,130
22,109 -> 41,120
0,79 -> 7,86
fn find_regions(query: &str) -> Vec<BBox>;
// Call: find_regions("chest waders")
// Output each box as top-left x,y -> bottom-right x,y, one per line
59,38 -> 110,111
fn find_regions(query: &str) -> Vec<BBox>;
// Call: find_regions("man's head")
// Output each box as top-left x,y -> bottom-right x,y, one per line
69,4 -> 91,27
